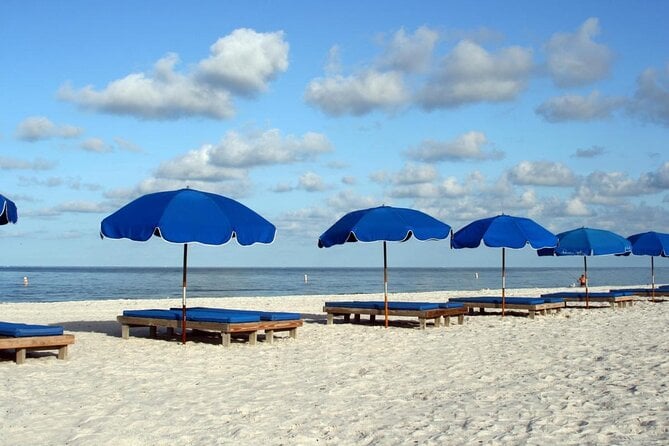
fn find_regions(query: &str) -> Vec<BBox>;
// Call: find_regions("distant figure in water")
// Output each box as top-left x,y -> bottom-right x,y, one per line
23,276 -> 29,286
578,274 -> 587,287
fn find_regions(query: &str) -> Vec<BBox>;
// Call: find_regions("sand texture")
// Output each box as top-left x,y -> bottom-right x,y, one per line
1,286 -> 668,445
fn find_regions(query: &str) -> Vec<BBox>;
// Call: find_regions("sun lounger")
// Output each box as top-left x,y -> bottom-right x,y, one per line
448,297 -> 565,318
322,301 -> 466,329
117,308 -> 303,346
0,321 -> 75,364
540,291 -> 635,308
609,287 -> 669,299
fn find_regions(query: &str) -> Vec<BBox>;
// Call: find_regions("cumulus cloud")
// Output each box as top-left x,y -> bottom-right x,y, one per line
16,116 -> 83,142
304,70 -> 408,116
154,145 -> 248,182
545,18 -> 613,87
507,161 -> 578,187
406,131 -> 504,162
209,129 -> 332,167
155,129 -> 331,183
535,91 -> 623,122
298,171 -> 327,192
627,65 -> 669,127
196,28 -> 289,95
394,163 -> 439,185
641,161 -> 669,189
0,156 -> 56,170
59,29 -> 289,120
378,26 -> 439,73
417,40 -> 533,109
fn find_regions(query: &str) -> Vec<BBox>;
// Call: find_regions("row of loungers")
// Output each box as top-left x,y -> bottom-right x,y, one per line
541,291 -> 636,308
609,286 -> 669,298
0,321 -> 75,364
4,288 -> 652,363
117,307 -> 303,346
448,297 -> 565,318
323,301 -> 466,329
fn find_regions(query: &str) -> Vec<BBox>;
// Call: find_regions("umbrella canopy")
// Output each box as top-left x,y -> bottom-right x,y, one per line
318,205 -> 451,327
0,194 -> 18,225
627,231 -> 669,257
538,227 -> 631,307
101,188 -> 276,343
625,231 -> 669,301
452,214 -> 557,315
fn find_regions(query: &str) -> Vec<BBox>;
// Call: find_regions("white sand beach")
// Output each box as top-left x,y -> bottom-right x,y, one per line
1,285 -> 668,445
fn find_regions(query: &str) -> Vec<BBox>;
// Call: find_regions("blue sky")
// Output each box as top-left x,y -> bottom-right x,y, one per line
1,1 -> 668,268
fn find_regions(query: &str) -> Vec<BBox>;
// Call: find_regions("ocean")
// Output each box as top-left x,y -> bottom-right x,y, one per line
1,266 -> 667,303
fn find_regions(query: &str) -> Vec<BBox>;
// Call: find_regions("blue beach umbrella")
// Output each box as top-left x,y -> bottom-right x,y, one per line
451,214 -> 558,316
318,205 -> 451,328
101,188 -> 276,343
0,194 -> 18,225
625,231 -> 669,301
538,227 -> 631,308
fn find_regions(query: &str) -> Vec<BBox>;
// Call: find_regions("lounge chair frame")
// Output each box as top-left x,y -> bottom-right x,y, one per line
323,305 -> 466,329
563,296 -> 635,308
117,315 -> 302,346
456,301 -> 564,318
0,334 -> 75,364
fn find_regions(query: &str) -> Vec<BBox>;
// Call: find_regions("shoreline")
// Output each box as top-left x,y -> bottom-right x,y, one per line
2,285 -> 668,444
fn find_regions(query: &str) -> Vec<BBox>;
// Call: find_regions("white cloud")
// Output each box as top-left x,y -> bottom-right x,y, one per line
305,70 -> 409,116
565,197 -> 591,217
298,171 -> 327,192
0,156 -> 56,170
394,163 -> 439,185
418,40 -> 533,109
81,137 -> 113,153
326,190 -> 379,213
59,29 -> 289,120
209,129 -> 333,167
536,91 -> 623,122
406,131 -> 504,162
196,28 -> 289,95
641,162 -> 669,189
379,26 -> 439,73
627,65 -> 669,127
155,144 -> 248,182
545,18 -> 613,87
59,54 -> 235,120
507,161 -> 578,187
15,116 -> 83,141
56,201 -> 111,213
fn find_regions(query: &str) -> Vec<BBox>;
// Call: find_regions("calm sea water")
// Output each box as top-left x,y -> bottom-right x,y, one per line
1,266 -> 667,303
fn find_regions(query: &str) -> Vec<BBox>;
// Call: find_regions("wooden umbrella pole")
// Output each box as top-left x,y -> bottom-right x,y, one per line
651,256 -> 656,302
584,256 -> 589,309
501,248 -> 506,317
384,241 -> 389,328
182,243 -> 188,344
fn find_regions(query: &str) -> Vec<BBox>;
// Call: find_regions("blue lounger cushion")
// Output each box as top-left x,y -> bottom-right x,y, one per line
122,309 -> 182,320
449,297 -> 546,305
185,311 -> 260,323
541,291 -> 631,299
174,307 -> 301,321
541,297 -> 565,304
123,309 -> 261,323
324,301 -> 442,311
437,302 -> 465,309
0,321 -> 64,337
